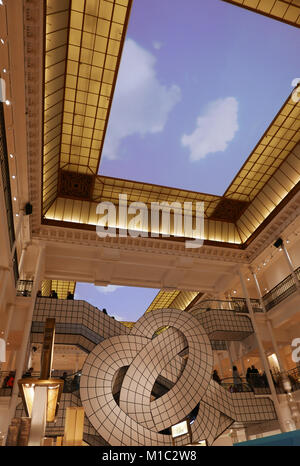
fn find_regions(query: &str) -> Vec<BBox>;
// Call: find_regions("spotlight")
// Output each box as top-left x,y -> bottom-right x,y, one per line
25,202 -> 33,215
273,238 -> 283,249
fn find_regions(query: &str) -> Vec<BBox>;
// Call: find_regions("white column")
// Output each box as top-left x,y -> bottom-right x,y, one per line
227,342 -> 234,369
0,268 -> 10,311
215,351 -> 224,378
28,386 -> 47,446
3,304 -> 14,342
7,245 -> 45,425
251,269 -> 287,372
18,244 -> 28,278
238,267 -> 287,432
10,211 -> 24,262
282,242 -> 300,289
239,348 -> 246,376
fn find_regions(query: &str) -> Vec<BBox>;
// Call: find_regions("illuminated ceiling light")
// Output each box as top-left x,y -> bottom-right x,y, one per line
2,68 -> 7,73
15,213 -> 19,217
11,175 -> 16,179
233,290 -> 237,294
13,196 -> 16,201
5,99 -> 11,106
247,278 -> 250,281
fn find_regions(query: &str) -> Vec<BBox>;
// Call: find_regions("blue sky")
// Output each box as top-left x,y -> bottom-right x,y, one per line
99,0 -> 300,195
74,283 -> 159,322
77,0 -> 300,321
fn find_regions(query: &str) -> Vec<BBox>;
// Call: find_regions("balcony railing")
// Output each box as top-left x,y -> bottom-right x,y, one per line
16,280 -> 34,297
262,267 -> 300,311
0,369 -> 82,397
219,367 -> 300,396
219,377 -> 253,393
191,298 -> 263,316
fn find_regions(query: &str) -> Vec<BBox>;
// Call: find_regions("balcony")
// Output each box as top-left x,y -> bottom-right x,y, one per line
262,266 -> 300,311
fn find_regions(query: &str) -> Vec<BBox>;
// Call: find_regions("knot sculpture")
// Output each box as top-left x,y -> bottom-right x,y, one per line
80,308 -> 276,445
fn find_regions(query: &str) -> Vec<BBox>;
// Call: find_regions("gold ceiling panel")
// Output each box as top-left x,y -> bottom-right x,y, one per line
41,279 -> 76,299
44,195 -> 242,244
43,0 -> 70,215
43,0 -> 132,215
145,290 -> 200,313
60,0 -> 131,176
145,290 -> 181,313
224,87 -> 300,202
92,176 -> 222,218
169,291 -> 200,310
221,0 -> 300,28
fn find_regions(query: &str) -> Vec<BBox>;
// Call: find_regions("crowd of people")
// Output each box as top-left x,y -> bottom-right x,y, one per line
37,290 -> 74,299
212,364 -> 300,394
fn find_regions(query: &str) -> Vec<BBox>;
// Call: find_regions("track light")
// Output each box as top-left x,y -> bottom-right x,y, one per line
273,238 -> 283,249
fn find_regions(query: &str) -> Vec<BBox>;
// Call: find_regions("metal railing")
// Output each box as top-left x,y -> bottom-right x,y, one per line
219,367 -> 300,396
262,267 -> 300,311
219,377 -> 253,393
16,280 -> 34,297
191,298 -> 263,316
0,369 -> 82,397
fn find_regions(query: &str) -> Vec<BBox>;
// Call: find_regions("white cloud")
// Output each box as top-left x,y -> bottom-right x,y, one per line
103,38 -> 181,160
153,41 -> 163,50
181,97 -> 239,161
96,285 -> 123,294
113,314 -> 126,321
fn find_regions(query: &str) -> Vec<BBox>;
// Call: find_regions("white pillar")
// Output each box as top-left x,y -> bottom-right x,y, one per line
0,268 -> 10,311
18,244 -> 28,278
227,342 -> 234,369
3,304 -> 14,342
239,348 -> 246,376
251,269 -> 287,372
7,245 -> 45,426
282,243 -> 300,289
215,351 -> 224,378
28,386 -> 47,446
10,211 -> 24,262
238,267 -> 287,432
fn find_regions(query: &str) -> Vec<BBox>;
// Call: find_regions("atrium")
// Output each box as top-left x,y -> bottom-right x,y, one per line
0,0 -> 300,448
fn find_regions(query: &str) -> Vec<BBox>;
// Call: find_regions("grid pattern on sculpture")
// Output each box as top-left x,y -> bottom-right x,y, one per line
80,309 -> 277,446
203,381 -> 277,422
119,327 -> 188,431
80,310 -> 218,445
